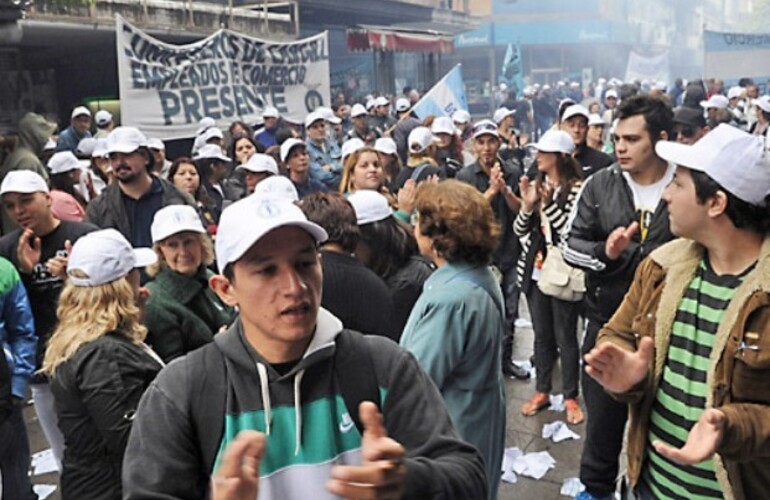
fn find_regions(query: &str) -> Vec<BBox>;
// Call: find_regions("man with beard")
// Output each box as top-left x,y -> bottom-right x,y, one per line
85,127 -> 193,248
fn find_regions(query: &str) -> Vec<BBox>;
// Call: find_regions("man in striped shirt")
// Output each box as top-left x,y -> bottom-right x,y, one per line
584,124 -> 770,500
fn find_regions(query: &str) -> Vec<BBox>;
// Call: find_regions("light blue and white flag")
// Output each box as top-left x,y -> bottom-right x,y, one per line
411,64 -> 468,120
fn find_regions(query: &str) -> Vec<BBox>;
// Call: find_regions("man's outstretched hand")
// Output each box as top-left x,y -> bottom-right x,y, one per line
584,336 -> 653,394
211,430 -> 265,500
327,401 -> 407,500
653,408 -> 726,465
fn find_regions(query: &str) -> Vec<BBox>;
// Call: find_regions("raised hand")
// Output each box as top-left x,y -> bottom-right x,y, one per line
518,176 -> 540,213
653,408 -> 725,465
605,222 -> 639,260
17,228 -> 42,274
45,240 -> 73,280
327,402 -> 406,500
397,178 -> 417,216
211,430 -> 265,500
484,163 -> 503,200
584,336 -> 653,394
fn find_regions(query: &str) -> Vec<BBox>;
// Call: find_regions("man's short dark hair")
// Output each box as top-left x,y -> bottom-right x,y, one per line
691,169 -> 770,234
300,192 -> 359,253
616,95 -> 673,145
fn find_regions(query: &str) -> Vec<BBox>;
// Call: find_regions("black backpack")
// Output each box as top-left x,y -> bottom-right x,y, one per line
189,329 -> 381,474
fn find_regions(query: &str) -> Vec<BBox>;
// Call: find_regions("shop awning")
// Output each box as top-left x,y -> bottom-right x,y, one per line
347,25 -> 454,54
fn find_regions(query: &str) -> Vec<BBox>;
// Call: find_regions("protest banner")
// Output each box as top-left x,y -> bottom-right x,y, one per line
704,30 -> 770,88
411,64 -> 468,120
625,51 -> 669,86
116,14 -> 330,140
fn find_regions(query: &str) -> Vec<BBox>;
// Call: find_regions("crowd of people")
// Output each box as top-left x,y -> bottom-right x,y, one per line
0,73 -> 768,500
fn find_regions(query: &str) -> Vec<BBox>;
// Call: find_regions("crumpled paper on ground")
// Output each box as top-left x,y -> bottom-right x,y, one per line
542,420 -> 581,443
560,477 -> 585,497
31,448 -> 58,476
33,484 -> 57,500
549,393 -> 565,412
512,450 -> 556,480
500,446 -> 523,483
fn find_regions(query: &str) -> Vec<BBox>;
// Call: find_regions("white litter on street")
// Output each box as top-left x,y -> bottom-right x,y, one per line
549,394 -> 565,412
512,450 -> 556,480
542,420 -> 581,443
500,447 -> 523,483
31,448 -> 58,476
33,484 -> 57,499
560,477 -> 585,497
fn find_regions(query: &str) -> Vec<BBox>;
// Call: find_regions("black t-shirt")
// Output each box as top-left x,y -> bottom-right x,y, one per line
123,177 -> 164,248
0,220 -> 98,372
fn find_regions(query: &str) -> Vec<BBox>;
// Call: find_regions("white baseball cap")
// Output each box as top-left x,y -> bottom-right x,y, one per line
374,96 -> 389,107
533,130 -> 575,155
562,104 -> 590,122
106,127 -> 148,155
280,138 -> 306,163
472,119 -> 500,139
0,170 -> 49,195
67,229 -> 156,287
407,126 -> 435,154
71,106 -> 91,119
44,138 -> 56,151
147,138 -> 165,151
76,137 -> 97,157
252,175 -> 299,202
151,205 -> 206,243
304,111 -> 325,128
655,124 -> 770,206
588,113 -> 606,127
395,98 -> 410,112
374,137 -> 397,156
756,95 -> 770,113
493,107 -> 515,124
348,190 -> 392,225
262,106 -> 280,119
48,151 -> 89,175
605,89 -> 619,99
700,95 -> 729,110
350,103 -> 368,118
237,153 -> 279,175
216,197 -> 327,272
201,127 -> 224,143
431,116 -> 455,136
365,99 -> 376,111
195,144 -> 231,163
196,117 -> 216,136
452,109 -> 471,124
95,110 -> 112,127
727,86 -> 744,100
92,139 -> 109,158
316,106 -> 341,125
341,138 -> 365,162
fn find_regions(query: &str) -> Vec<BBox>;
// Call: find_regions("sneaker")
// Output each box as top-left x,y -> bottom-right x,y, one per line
575,490 -> 614,500
503,360 -> 531,380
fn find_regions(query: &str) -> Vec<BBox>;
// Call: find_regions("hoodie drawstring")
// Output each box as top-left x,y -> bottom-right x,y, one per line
256,363 -> 272,436
293,369 -> 305,456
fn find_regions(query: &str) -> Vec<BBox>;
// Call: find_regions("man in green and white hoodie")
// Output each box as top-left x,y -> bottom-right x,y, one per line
123,195 -> 487,499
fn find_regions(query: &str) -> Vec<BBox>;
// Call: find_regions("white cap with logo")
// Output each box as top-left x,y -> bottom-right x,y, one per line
106,127 -> 148,155
216,197 -> 327,272
95,110 -> 113,127
655,124 -> 770,206
195,144 -> 231,163
533,130 -> 575,155
471,119 -> 500,139
0,170 -> 49,195
71,106 -> 91,119
151,205 -> 206,243
237,153 -> 279,175
348,190 -> 392,225
48,151 -> 89,175
252,175 -> 299,202
67,229 -> 157,287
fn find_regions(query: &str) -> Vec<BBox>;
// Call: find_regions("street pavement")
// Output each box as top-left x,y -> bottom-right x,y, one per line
24,301 -> 589,499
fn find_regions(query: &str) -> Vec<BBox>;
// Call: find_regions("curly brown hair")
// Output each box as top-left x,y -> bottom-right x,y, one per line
414,180 -> 500,265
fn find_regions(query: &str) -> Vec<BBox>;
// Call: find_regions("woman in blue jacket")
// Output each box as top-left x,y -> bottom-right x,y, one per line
400,179 -> 506,500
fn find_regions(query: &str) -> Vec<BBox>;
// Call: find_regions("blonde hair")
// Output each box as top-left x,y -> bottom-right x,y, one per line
42,276 -> 147,376
339,146 -> 379,194
146,231 -> 214,277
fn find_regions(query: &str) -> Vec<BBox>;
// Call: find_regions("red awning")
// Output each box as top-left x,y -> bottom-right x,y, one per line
347,27 -> 454,54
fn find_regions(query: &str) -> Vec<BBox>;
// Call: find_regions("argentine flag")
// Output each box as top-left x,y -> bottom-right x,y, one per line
411,64 -> 468,120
